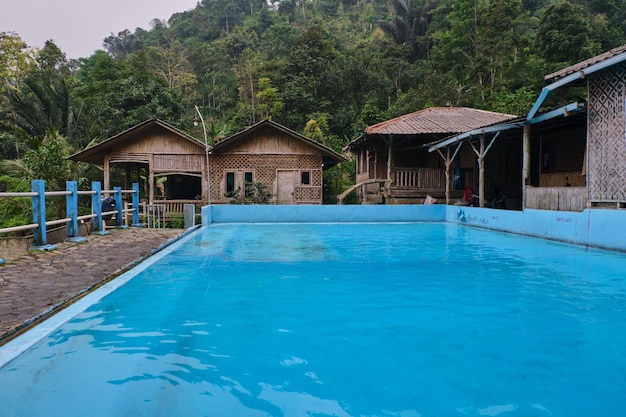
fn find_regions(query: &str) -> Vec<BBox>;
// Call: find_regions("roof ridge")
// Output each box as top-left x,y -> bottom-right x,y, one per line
545,44 -> 626,81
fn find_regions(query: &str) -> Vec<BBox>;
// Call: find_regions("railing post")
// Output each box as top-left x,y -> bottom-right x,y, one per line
66,181 -> 87,243
131,183 -> 141,227
31,180 -> 46,247
30,179 -> 56,251
113,186 -> 126,228
91,181 -> 108,235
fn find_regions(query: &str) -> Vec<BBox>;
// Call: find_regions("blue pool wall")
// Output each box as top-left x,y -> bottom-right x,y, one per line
202,205 -> 626,252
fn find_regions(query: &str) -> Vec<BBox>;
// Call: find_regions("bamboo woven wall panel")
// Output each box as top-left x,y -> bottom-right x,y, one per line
153,154 -> 204,171
295,186 -> 322,202
109,153 -> 150,164
209,154 -> 321,202
588,64 -> 626,200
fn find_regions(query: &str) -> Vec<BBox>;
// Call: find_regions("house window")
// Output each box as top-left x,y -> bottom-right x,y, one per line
225,170 -> 255,197
226,172 -> 235,195
244,172 -> 254,197
301,171 -> 311,185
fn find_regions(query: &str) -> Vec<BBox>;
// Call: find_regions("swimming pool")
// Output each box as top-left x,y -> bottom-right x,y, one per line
1,222 -> 625,417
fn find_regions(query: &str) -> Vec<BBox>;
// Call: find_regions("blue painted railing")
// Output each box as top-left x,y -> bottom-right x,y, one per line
0,180 -> 140,261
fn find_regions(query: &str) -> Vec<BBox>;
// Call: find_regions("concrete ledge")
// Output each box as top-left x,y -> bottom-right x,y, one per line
202,204 -> 626,252
204,204 -> 446,224
447,205 -> 626,253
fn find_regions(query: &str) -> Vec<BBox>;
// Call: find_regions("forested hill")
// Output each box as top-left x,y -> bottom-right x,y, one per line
1,0 -> 626,164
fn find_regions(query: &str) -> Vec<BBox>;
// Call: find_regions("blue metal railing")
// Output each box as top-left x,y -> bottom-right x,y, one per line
0,180 -> 140,260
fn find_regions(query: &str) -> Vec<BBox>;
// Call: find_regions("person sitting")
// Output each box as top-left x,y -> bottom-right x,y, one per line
456,187 -> 476,206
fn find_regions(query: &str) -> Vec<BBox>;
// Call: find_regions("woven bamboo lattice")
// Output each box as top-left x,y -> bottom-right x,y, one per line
295,186 -> 322,202
209,154 -> 322,202
588,63 -> 626,201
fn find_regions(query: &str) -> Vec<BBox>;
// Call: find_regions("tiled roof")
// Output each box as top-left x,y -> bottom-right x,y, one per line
544,44 -> 626,82
364,107 -> 517,136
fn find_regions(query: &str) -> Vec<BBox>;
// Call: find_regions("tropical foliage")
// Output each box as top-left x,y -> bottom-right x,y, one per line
1,0 -> 625,220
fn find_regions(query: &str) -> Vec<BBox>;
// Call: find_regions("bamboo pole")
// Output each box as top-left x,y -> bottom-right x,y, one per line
522,124 -> 531,210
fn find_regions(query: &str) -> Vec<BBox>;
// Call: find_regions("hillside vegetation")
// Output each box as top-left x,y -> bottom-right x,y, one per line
1,0 -> 625,214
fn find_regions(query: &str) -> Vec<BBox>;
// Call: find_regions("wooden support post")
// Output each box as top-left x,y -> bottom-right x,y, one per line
125,166 -> 131,190
522,124 -> 531,210
386,137 -> 393,198
469,133 -> 499,208
435,142 -> 463,205
103,155 -> 111,194
479,136 -> 485,207
148,156 -> 155,203
445,147 -> 451,204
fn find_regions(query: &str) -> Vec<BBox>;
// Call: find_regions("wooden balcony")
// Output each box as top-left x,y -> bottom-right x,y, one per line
388,168 -> 447,199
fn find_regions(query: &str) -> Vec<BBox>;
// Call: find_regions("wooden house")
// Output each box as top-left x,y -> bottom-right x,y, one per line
69,118 -> 345,212
69,118 -> 208,215
524,44 -> 626,210
427,45 -> 626,212
209,119 -> 344,204
343,107 -> 517,204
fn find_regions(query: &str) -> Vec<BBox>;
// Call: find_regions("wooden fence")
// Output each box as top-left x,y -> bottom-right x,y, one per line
524,186 -> 587,212
389,168 -> 447,199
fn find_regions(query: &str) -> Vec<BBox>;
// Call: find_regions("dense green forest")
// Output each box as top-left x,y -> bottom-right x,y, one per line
1,0 -> 625,217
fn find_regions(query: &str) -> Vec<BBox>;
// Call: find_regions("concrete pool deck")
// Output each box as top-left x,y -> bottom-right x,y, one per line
0,227 -> 185,343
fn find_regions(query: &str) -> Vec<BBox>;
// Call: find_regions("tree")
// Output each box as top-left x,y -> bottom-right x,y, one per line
234,48 -> 263,125
0,32 -> 36,159
536,0 -> 600,65
0,32 -> 35,89
3,39 -> 75,149
72,51 -> 184,143
380,0 -> 437,62
0,131 -> 77,220
280,24 -> 338,127
255,77 -> 284,120
103,29 -> 139,60
146,30 -> 199,108
432,0 -> 529,105
6,75 -> 71,142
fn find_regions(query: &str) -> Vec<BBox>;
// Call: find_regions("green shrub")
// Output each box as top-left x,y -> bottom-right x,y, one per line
227,182 -> 274,204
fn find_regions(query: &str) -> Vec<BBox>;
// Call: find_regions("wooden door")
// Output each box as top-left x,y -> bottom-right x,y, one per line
276,170 -> 295,204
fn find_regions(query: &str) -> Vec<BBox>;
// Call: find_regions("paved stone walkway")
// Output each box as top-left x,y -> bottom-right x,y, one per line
0,227 -> 185,342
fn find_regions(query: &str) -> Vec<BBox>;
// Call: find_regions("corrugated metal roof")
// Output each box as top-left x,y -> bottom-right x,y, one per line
364,107 -> 517,136
544,44 -> 626,82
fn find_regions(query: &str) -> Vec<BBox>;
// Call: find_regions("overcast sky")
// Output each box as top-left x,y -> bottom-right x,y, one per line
1,0 -> 200,59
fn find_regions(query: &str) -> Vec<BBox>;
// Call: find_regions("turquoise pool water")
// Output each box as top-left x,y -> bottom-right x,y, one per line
1,222 -> 626,417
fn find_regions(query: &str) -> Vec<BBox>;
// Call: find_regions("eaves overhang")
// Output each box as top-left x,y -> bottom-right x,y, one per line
527,49 -> 626,120
427,121 -> 525,152
428,102 -> 585,153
